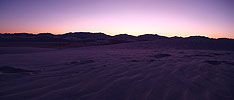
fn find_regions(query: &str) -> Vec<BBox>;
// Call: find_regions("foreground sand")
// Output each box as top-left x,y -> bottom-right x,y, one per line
0,42 -> 234,100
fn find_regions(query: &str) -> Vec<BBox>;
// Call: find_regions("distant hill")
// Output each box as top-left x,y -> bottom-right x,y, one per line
0,32 -> 233,50
137,34 -> 168,41
2,32 -> 230,42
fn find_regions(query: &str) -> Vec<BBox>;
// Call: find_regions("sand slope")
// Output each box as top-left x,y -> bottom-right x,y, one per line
0,43 -> 234,100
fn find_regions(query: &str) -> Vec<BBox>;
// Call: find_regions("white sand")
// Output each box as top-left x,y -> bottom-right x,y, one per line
0,42 -> 234,100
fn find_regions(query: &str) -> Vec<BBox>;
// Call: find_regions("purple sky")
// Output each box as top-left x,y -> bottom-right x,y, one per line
0,0 -> 234,38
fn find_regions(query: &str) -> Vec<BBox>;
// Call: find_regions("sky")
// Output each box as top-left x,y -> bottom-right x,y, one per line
0,0 -> 234,38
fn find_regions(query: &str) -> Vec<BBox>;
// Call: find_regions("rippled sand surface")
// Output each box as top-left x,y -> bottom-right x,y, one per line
0,43 -> 234,100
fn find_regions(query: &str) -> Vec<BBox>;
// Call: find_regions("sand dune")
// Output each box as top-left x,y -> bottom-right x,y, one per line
0,42 -> 234,100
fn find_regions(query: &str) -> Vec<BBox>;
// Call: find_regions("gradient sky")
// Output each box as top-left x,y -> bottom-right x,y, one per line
0,0 -> 234,38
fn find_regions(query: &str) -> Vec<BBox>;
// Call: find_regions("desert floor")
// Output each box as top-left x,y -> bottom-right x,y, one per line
1,42 -> 234,100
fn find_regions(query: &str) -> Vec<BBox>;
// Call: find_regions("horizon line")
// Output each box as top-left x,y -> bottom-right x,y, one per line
0,31 -> 234,39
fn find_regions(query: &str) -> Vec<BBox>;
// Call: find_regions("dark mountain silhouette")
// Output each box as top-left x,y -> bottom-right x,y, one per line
62,32 -> 110,39
113,34 -> 136,40
0,32 -> 233,50
0,33 -> 68,42
137,34 -> 168,41
37,33 -> 54,36
109,34 -> 137,44
186,36 -> 210,40
170,36 -> 183,39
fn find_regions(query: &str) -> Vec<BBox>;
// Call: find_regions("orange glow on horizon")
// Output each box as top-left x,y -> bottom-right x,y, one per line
1,0 -> 233,39
1,30 -> 233,39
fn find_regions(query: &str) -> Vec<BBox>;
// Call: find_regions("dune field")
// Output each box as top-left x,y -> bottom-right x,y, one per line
0,41 -> 234,100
